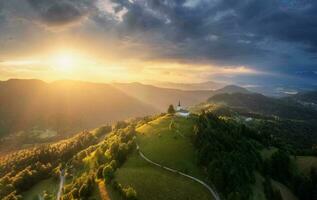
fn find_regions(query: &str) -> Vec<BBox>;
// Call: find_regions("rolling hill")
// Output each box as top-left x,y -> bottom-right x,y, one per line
112,82 -> 214,110
212,84 -> 250,95
285,91 -> 317,111
147,80 -> 225,91
2,110 -> 316,200
114,115 -> 216,200
208,92 -> 317,120
0,79 -> 156,139
288,90 -> 317,104
1,79 -> 246,142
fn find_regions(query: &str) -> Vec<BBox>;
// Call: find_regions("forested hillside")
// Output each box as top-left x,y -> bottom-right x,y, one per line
0,125 -> 112,199
194,112 -> 317,200
208,93 -> 317,120
0,117 -> 141,200
288,91 -> 317,104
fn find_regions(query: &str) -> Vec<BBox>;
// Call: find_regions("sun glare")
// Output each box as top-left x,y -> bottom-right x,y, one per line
52,53 -> 76,72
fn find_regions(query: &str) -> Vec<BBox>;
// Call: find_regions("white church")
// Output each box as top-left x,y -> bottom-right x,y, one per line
176,101 -> 190,117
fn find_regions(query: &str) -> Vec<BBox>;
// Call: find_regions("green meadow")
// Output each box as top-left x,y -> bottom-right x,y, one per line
114,115 -> 214,200
115,151 -> 212,200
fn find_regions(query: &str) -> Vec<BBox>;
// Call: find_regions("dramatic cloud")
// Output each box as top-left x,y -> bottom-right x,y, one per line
0,0 -> 316,87
26,0 -> 96,26
87,0 -> 317,71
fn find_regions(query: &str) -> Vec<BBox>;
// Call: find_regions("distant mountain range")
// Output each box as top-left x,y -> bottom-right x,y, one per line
0,79 -> 156,138
208,92 -> 317,120
0,79 -> 245,139
112,82 -> 213,110
146,80 -> 225,91
287,91 -> 317,104
111,83 -> 251,110
212,85 -> 250,95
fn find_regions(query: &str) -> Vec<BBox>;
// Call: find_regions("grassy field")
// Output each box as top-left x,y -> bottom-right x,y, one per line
251,172 -> 298,200
295,156 -> 317,175
114,114 -> 214,200
22,178 -> 59,200
136,115 -> 205,179
115,151 -> 212,200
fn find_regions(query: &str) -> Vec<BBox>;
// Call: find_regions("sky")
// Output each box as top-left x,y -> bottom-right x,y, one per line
0,0 -> 316,89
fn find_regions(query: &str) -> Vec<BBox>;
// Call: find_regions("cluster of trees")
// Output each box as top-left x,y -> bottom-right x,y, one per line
207,92 -> 317,154
262,150 -> 317,200
194,111 -> 317,200
61,124 -> 137,200
61,173 -> 95,200
253,119 -> 317,153
0,126 -> 111,199
167,105 -> 175,114
112,180 -> 137,200
193,112 -> 262,199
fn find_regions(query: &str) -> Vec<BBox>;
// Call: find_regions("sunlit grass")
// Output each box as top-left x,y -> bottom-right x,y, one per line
115,151 -> 212,200
136,115 -> 204,178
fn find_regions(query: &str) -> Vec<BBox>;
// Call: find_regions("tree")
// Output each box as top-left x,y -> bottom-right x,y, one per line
270,150 -> 291,183
123,186 -> 137,200
103,165 -> 114,182
79,184 -> 89,198
96,165 -> 104,179
167,104 -> 175,114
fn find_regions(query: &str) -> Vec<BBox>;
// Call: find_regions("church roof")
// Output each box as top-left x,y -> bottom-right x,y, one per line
178,108 -> 189,113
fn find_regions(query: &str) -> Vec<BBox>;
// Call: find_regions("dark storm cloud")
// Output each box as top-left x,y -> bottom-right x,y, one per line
110,0 -> 317,88
27,0 -> 96,26
95,0 -> 317,71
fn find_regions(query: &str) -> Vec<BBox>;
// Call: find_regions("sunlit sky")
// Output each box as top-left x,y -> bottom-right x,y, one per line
0,0 -> 317,87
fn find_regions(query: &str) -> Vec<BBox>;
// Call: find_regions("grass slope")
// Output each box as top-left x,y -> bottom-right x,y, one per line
22,178 -> 59,200
114,114 -> 214,200
115,151 -> 211,200
251,173 -> 298,200
136,115 -> 204,179
295,156 -> 317,175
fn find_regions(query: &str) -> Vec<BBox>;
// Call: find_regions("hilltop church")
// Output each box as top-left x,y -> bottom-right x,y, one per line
176,101 -> 190,117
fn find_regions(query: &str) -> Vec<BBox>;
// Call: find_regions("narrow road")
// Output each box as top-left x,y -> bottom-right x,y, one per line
98,180 -> 111,200
38,194 -> 44,200
136,144 -> 221,200
56,169 -> 65,200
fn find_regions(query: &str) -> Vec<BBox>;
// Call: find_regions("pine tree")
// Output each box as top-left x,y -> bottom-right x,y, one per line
167,104 -> 175,114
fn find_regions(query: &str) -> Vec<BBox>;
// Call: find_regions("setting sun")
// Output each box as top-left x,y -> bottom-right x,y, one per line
52,53 -> 76,72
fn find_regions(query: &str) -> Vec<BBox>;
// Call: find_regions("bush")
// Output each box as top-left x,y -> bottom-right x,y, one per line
95,126 -> 111,137
167,105 -> 175,114
123,186 -> 137,200
96,165 -> 104,179
79,184 -> 89,198
103,165 -> 114,182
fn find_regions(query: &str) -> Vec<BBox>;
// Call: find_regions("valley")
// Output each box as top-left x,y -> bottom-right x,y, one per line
0,81 -> 317,200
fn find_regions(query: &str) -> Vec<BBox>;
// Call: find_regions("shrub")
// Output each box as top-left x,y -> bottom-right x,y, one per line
103,165 -> 114,182
123,186 -> 137,200
167,105 -> 175,114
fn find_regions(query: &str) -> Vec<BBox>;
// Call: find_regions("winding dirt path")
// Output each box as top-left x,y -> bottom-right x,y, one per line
56,170 -> 65,200
136,144 -> 221,200
98,180 -> 111,200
